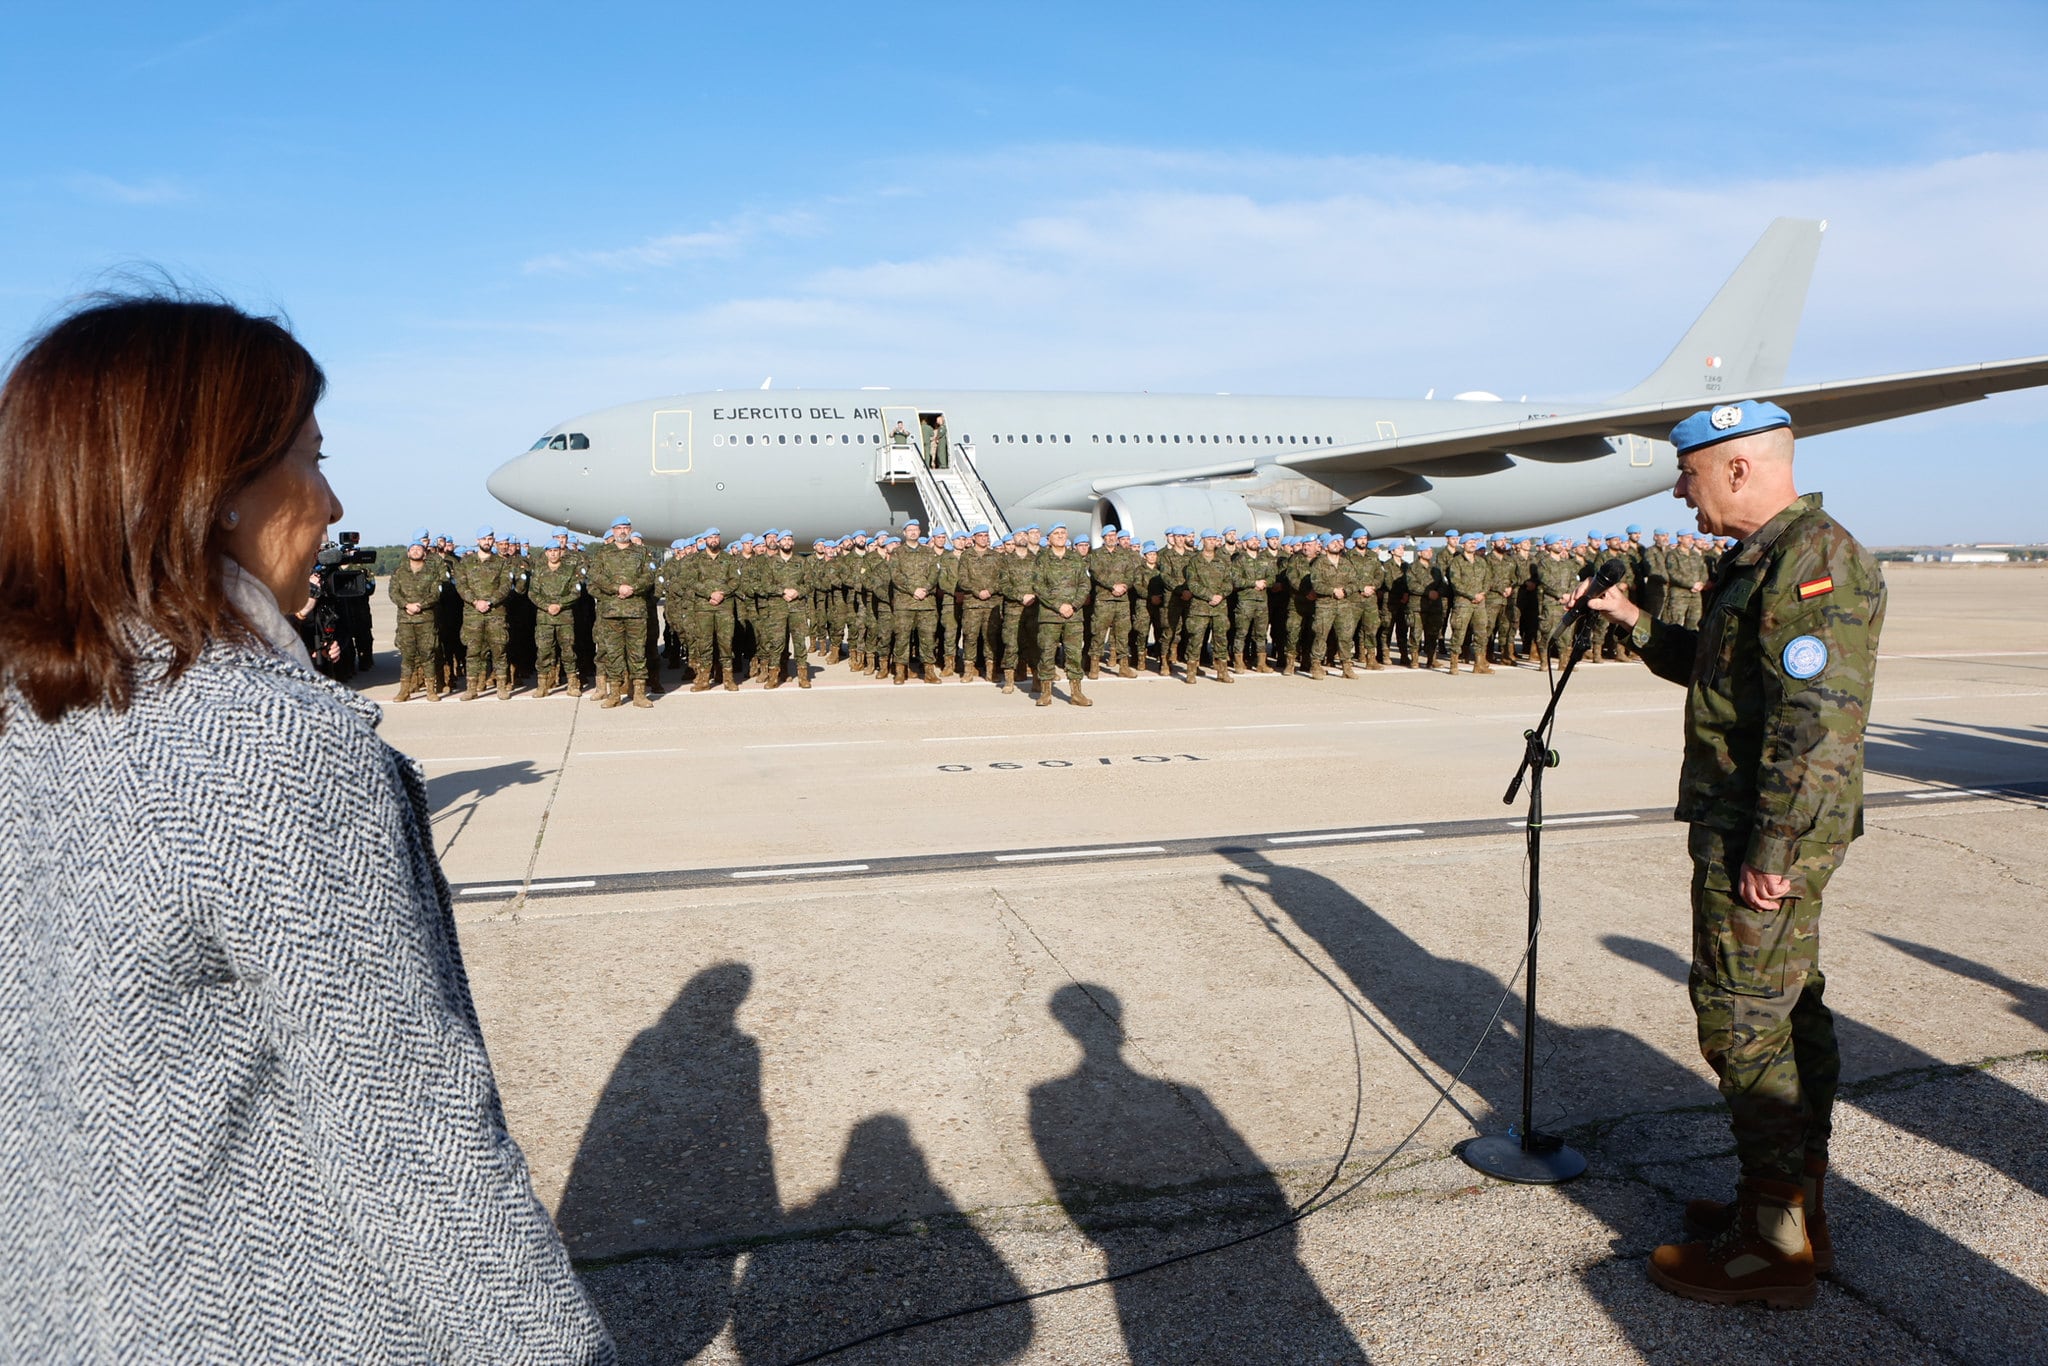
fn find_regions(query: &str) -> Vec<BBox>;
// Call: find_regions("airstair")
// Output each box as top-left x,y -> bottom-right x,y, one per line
872,411 -> 1011,539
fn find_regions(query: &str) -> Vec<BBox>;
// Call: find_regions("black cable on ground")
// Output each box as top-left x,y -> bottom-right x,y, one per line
778,911 -> 1542,1366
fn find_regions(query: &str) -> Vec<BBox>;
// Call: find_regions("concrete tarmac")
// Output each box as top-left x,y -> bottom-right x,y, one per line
357,564 -> 2046,1363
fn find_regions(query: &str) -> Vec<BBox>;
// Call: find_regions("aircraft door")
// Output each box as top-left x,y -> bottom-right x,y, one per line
652,408 -> 692,474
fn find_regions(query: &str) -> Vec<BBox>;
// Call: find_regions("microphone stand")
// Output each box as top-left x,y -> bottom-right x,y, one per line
1460,610 -> 1594,1184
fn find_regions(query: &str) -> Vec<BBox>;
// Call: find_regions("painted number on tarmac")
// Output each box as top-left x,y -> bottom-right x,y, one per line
938,755 -> 1210,772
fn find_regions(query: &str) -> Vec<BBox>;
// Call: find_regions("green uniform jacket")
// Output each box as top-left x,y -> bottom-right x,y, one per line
890,543 -> 942,606
956,546 -> 1003,600
1402,556 -> 1443,602
1032,549 -> 1091,613
453,553 -> 513,612
1443,553 -> 1490,601
754,552 -> 807,603
586,542 -> 656,620
998,550 -> 1037,602
386,561 -> 443,613
1632,494 -> 1885,877
1183,552 -> 1233,608
527,558 -> 585,609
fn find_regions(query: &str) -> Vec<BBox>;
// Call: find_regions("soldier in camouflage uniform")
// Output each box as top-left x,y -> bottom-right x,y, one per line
586,516 -> 657,707
1230,532 -> 1278,673
752,530 -> 812,689
889,518 -> 943,684
1180,531 -> 1234,684
1301,535 -> 1355,680
1158,528 -> 1192,670
1031,524 -> 1092,705
387,533 -> 444,701
867,538 -> 897,679
996,535 -> 1037,693
1087,527 -> 1137,680
454,528 -> 515,700
954,525 -> 1003,682
1577,401 -> 1884,1310
688,529 -> 740,691
1439,537 -> 1492,674
526,540 -> 586,697
1401,541 -> 1444,668
1665,531 -> 1709,628
1533,538 -> 1580,665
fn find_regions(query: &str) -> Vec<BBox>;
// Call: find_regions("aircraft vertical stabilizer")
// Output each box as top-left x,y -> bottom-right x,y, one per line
1614,217 -> 1824,404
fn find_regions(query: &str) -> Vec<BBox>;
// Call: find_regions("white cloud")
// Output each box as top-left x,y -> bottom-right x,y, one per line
65,172 -> 192,206
319,146 -> 2048,543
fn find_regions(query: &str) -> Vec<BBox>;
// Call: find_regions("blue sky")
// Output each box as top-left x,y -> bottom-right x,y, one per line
4,1 -> 2045,544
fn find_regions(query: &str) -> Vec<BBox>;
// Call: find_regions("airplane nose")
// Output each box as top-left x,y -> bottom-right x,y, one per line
487,451 -> 558,521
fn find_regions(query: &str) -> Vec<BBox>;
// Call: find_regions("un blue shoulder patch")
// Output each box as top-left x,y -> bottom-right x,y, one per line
1783,634 -> 1828,680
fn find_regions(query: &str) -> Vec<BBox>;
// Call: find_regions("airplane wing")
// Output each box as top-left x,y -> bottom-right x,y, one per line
1090,354 -> 2048,494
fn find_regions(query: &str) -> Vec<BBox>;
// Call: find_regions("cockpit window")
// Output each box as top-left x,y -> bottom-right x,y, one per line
548,435 -> 569,450
568,433 -> 590,450
530,436 -> 551,450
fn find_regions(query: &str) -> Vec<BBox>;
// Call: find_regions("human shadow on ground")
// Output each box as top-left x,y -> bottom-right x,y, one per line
1872,933 -> 2048,1035
730,1114 -> 1031,1365
562,967 -> 1032,1365
1028,982 -> 1368,1365
1604,934 -> 2048,1359
558,963 -> 779,1361
1863,716 -> 2048,789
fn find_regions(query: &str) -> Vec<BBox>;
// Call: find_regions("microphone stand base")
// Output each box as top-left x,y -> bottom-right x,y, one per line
1460,1132 -> 1588,1185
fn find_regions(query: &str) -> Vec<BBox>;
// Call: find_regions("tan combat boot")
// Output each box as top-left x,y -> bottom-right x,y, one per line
600,676 -> 625,709
1688,1155 -> 1833,1275
723,674 -> 739,692
1184,662 -> 1199,684
534,669 -> 552,700
1086,657 -> 1100,681
1156,654 -> 1172,677
462,677 -> 481,701
1119,658 -> 1137,679
1035,679 -> 1053,706
691,671 -> 712,693
1217,661 -> 1234,683
595,675 -> 612,705
963,664 -> 980,683
1446,656 -> 1461,674
1070,679 -> 1092,706
631,679 -> 653,709
1475,658 -> 1494,675
796,661 -> 811,689
1000,670 -> 1015,695
1649,1176 -> 1815,1308
394,670 -> 416,704
923,666 -> 941,684
1307,661 -> 1324,680
893,664 -> 907,685
1340,659 -> 1356,679
498,675 -> 514,701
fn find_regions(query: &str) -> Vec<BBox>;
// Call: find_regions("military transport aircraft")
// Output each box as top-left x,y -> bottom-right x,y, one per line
486,219 -> 2048,546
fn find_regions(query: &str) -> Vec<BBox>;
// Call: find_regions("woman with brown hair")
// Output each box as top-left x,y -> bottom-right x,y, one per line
0,294 -> 614,1363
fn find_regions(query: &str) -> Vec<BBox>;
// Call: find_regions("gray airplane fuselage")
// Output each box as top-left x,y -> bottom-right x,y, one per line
485,389 -> 1678,544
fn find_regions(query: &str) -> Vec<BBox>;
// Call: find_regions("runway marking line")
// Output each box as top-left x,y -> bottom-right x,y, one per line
1267,827 -> 1427,845
1511,813 -> 1641,827
994,845 -> 1167,863
745,739 -> 888,750
459,879 -> 597,896
730,863 -> 871,879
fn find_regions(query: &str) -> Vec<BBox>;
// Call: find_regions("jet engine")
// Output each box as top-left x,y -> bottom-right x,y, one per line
1095,487 -> 1290,545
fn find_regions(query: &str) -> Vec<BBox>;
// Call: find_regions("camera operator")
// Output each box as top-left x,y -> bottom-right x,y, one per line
299,533 -> 378,680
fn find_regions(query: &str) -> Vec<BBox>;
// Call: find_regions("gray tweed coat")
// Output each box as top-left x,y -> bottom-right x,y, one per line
0,637 -> 615,1363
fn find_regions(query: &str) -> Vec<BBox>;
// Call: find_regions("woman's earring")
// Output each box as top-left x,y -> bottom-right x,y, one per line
225,509 -> 240,528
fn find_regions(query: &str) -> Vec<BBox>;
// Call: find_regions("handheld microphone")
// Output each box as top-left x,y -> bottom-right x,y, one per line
1551,558 -> 1630,638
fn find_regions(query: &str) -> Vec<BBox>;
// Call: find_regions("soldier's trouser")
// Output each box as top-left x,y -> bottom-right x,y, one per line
998,602 -> 1029,672
1687,825 -> 1840,1184
1308,601 -> 1342,664
1231,594 -> 1268,662
1166,595 -> 1189,657
1183,609 -> 1225,671
1268,589 -> 1292,660
1403,603 -> 1427,659
1037,612 -> 1085,679
534,615 -> 577,680
394,618 -> 438,679
1445,600 -> 1485,664
1092,597 -> 1132,662
894,605 -> 939,668
1145,601 -> 1166,659
461,612 -> 509,683
1537,601 -> 1568,659
959,604 -> 995,671
759,599 -> 808,671
826,592 -> 851,653
644,602 -> 661,676
1335,603 -> 1363,662
871,606 -> 896,666
690,604 -> 736,677
1663,590 -> 1701,630
595,614 -> 646,682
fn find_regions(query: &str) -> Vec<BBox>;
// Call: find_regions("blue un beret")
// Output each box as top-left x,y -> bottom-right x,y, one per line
475,524 -> 494,538
1669,400 -> 1793,456
609,515 -> 632,528
1141,540 -> 1159,553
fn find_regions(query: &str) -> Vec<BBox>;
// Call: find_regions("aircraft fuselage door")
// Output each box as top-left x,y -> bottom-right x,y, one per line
653,409 -> 692,474
880,406 -> 921,454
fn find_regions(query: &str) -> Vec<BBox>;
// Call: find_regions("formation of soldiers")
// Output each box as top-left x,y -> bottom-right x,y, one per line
382,518 -> 1733,708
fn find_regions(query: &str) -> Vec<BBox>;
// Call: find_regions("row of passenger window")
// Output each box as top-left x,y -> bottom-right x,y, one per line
704,431 -> 1339,449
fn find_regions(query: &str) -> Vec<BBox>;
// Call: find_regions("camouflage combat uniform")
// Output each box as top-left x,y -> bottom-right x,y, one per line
587,539 -> 657,697
386,558 -> 445,697
1181,550 -> 1234,681
526,555 -> 586,694
1032,547 -> 1091,683
890,540 -> 943,678
1630,492 -> 1885,1184
754,550 -> 811,687
454,550 -> 515,698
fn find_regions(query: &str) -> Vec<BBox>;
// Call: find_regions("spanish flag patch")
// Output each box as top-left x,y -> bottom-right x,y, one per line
1797,576 -> 1834,601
